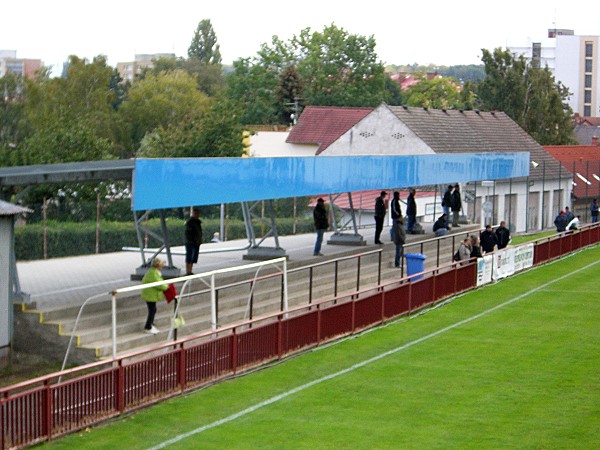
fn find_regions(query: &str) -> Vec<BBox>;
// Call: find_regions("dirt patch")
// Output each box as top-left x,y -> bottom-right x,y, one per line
0,351 -> 62,388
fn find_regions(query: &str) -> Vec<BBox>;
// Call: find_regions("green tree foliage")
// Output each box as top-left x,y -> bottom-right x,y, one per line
226,56 -> 282,125
118,71 -> 211,155
383,75 -> 403,106
226,24 -> 386,124
0,74 -> 28,165
277,65 -> 303,124
19,55 -> 119,165
403,77 -> 463,109
293,25 -> 385,107
438,65 -> 485,83
146,56 -> 225,97
137,96 -> 246,158
478,48 -> 575,145
188,19 -> 222,65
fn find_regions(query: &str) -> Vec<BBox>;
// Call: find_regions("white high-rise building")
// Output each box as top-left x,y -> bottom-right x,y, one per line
509,30 -> 600,118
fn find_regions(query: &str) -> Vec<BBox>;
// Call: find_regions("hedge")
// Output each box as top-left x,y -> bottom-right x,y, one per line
15,217 -> 315,261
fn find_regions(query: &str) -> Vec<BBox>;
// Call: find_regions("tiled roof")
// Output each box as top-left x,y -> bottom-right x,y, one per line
574,125 -> 600,145
286,106 -> 373,154
385,105 -> 567,181
544,145 -> 600,199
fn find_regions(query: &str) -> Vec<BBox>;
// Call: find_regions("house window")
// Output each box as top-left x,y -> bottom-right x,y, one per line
584,89 -> 592,103
584,105 -> 592,116
585,74 -> 592,88
585,59 -> 593,73
586,42 -> 593,58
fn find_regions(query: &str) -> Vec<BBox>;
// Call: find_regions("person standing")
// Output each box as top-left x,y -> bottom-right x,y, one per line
554,211 -> 568,232
390,191 -> 402,240
313,197 -> 329,256
457,238 -> 472,263
480,224 -> 497,253
470,235 -> 483,258
406,188 -> 417,234
591,199 -> 599,223
451,183 -> 462,227
495,221 -> 511,249
184,208 -> 203,275
564,206 -> 574,224
442,185 -> 454,217
393,215 -> 406,268
374,191 -> 388,244
141,258 -> 168,334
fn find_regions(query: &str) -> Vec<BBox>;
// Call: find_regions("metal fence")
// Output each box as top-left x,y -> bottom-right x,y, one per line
2,224 -> 599,449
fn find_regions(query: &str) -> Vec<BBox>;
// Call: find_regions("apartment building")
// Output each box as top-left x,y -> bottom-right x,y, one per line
509,30 -> 600,117
116,53 -> 175,82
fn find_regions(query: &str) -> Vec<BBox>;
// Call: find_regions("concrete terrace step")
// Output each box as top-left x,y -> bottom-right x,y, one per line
17,225 -> 482,363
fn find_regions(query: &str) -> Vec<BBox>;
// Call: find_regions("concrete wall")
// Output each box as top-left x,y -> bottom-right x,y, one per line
249,131 -> 316,157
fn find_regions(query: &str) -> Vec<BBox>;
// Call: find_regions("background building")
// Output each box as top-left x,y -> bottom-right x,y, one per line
0,50 -> 42,78
116,53 -> 176,82
509,30 -> 600,117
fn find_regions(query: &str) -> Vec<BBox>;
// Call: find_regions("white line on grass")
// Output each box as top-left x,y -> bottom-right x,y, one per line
148,256 -> 600,450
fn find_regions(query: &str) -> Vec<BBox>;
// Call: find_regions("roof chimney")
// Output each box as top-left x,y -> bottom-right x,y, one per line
592,136 -> 600,147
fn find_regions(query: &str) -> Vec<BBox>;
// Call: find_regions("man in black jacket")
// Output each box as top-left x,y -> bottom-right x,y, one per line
480,224 -> 497,253
184,208 -> 203,275
389,191 -> 402,241
313,198 -> 329,256
374,191 -> 388,244
451,184 -> 462,227
406,188 -> 417,234
442,185 -> 453,217
495,221 -> 511,249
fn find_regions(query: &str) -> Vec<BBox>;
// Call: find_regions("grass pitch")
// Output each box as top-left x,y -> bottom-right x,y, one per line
39,246 -> 600,449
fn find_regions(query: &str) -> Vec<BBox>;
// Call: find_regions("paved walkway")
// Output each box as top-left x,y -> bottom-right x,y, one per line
16,222 -> 471,310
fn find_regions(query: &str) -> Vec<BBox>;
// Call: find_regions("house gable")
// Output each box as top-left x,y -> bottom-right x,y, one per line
286,106 -> 373,154
323,104 -> 435,155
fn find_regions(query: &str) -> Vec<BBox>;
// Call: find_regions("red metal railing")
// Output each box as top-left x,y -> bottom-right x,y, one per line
2,225 -> 599,449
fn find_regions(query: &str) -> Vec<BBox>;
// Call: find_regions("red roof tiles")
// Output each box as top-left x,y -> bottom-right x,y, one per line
286,106 -> 373,154
545,145 -> 600,199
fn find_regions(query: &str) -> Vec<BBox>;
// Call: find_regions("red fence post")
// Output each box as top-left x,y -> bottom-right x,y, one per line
178,344 -> 186,392
1,394 -> 4,450
277,316 -> 283,359
115,361 -> 125,413
231,330 -> 238,374
43,379 -> 52,441
351,298 -> 356,333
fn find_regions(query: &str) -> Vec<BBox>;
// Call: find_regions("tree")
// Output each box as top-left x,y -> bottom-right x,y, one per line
137,97 -> 246,158
20,55 -> 119,164
403,77 -> 463,109
277,65 -> 303,124
293,24 -> 385,107
226,56 -> 282,124
118,70 -> 211,154
478,48 -> 575,145
146,56 -> 226,97
226,24 -> 387,124
383,75 -> 403,106
188,19 -> 222,65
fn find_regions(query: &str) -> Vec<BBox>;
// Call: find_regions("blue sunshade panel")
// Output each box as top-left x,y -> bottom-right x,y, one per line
132,153 -> 530,211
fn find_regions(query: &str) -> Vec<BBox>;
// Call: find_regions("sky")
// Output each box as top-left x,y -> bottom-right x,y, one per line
2,0 -> 600,75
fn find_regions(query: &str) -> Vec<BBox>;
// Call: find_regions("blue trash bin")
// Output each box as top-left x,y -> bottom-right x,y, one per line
405,253 -> 427,281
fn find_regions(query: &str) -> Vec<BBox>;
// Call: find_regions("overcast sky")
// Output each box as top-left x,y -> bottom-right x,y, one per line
2,0 -> 599,74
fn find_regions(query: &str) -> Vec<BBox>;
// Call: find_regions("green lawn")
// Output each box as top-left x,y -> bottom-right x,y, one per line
39,246 -> 600,449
